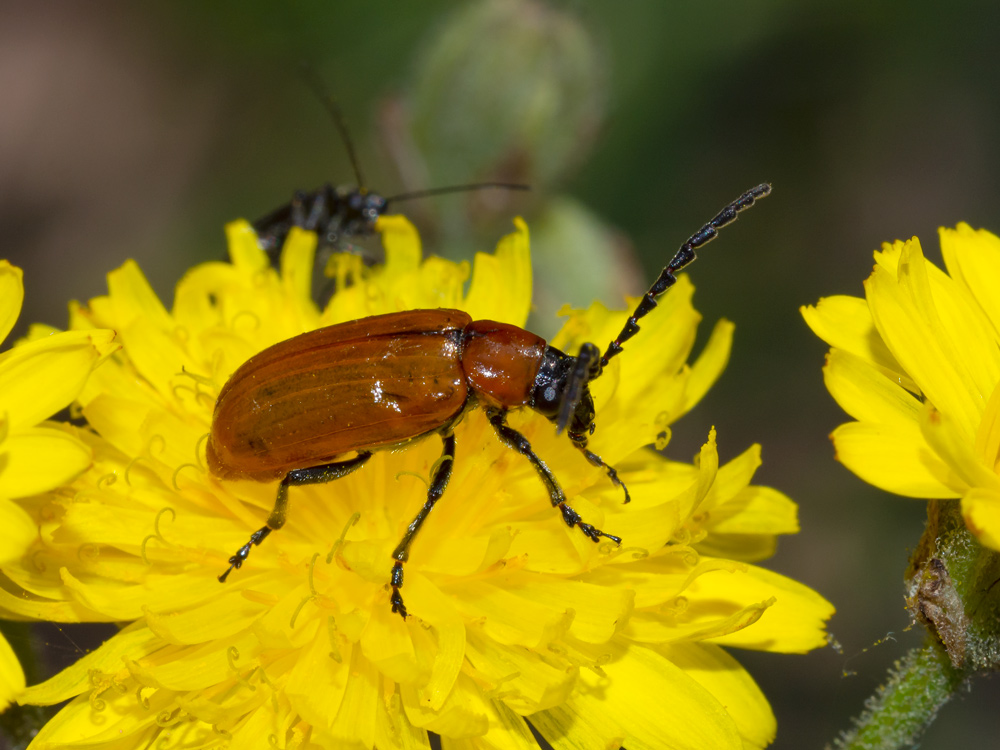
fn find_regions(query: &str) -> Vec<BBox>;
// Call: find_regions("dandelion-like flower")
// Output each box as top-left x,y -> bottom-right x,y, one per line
0,260 -> 117,711
8,218 -> 832,749
803,225 -> 1000,552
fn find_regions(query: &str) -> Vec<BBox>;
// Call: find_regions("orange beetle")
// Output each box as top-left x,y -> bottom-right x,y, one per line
210,184 -> 770,618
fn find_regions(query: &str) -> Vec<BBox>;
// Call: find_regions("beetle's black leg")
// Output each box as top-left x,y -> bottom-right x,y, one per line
390,431 -> 456,619
218,451 -> 373,582
304,185 -> 331,232
289,190 -> 310,228
486,408 -> 622,546
567,437 -> 631,504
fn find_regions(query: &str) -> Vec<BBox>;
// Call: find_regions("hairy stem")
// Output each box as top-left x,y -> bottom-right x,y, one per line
832,639 -> 965,750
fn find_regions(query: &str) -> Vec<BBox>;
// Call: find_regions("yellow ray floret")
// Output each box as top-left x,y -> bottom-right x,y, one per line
803,225 -> 1000,551
8,219 -> 830,749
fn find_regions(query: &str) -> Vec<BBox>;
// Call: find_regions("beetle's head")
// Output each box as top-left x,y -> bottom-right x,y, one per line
530,343 -> 601,439
346,189 -> 388,228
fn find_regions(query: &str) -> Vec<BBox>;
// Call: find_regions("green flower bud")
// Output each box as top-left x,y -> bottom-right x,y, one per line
405,0 -> 606,190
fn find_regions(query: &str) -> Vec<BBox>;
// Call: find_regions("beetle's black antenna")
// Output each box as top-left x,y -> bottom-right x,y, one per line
298,62 -> 367,188
385,183 -> 530,205
597,183 -> 771,373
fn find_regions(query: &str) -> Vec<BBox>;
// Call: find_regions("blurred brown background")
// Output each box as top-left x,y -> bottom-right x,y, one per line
3,1 -> 999,747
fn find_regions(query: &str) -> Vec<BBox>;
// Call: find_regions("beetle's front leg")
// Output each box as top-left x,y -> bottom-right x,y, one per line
567,431 -> 631,504
218,451 -> 372,582
486,408 -> 622,546
390,431 -> 456,619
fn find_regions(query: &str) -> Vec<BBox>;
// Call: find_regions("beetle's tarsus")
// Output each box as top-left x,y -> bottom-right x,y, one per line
218,526 -> 271,582
391,588 -> 408,619
573,443 -> 631,504
559,504 -> 620,545
390,562 -> 408,617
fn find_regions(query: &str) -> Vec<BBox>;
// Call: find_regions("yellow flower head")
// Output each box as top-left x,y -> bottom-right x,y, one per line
8,219 -> 831,749
803,224 -> 1000,551
0,260 -> 117,711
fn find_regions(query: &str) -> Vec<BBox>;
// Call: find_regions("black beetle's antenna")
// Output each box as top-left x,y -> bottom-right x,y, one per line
384,183 -> 530,205
298,62 -> 367,188
598,183 -> 772,374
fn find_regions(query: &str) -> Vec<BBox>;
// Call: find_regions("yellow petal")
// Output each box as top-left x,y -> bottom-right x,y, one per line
661,642 -> 775,750
464,626 -> 577,715
107,260 -> 173,332
464,217 -> 532,326
440,699 -> 536,750
0,497 -> 36,564
533,640 -> 743,750
20,622 -> 159,706
905,238 -> 1000,406
823,348 -> 922,426
376,689 -> 432,750
279,227 -> 321,331
0,631 -> 25,712
452,579 -> 573,649
705,485 -> 799,536
0,329 -> 117,432
29,682 -> 176,746
961,488 -> 1000,551
940,223 -> 1000,334
325,636 -> 381,747
377,215 -> 423,272
866,241 -> 989,441
0,426 -> 92,499
402,672 -> 490,739
143,591 -> 269,646
920,403 -> 1000,493
285,630 -> 352,731
225,219 -> 270,272
401,571 -> 466,711
0,260 -> 24,345
974,377 -> 1000,470
359,603 -> 423,685
832,421 -> 959,498
801,294 -> 913,390
695,533 -> 778,563
704,564 -> 834,653
497,573 -> 635,644
683,318 -> 734,413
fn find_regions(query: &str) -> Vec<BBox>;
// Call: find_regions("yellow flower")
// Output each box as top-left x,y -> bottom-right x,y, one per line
803,224 -> 1000,551
0,260 -> 117,712
8,218 -> 831,749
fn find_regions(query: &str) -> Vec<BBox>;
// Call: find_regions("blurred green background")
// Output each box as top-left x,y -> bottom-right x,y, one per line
4,1 -> 1000,747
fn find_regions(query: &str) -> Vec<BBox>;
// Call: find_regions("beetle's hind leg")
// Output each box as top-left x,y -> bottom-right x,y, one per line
486,408 -> 622,546
218,451 -> 372,582
390,431 -> 456,619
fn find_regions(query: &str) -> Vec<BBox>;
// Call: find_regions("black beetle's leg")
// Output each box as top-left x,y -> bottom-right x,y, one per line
304,185 -> 331,232
390,431 -> 456,619
289,190 -> 310,227
568,437 -> 631,504
486,408 -> 622,546
218,451 -> 373,582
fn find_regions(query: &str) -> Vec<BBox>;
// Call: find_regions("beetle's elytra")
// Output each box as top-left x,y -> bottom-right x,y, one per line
211,183 -> 771,618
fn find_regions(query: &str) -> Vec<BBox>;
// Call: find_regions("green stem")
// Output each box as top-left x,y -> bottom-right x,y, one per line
833,639 -> 965,750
